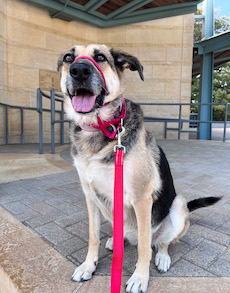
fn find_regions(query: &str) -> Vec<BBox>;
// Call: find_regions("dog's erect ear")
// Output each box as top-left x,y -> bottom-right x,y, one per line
110,48 -> 144,81
57,54 -> 64,74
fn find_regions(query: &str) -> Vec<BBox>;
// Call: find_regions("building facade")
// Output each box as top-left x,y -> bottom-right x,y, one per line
0,0 -> 194,144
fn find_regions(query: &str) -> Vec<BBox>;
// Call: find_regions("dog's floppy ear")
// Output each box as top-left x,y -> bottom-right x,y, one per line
110,48 -> 144,81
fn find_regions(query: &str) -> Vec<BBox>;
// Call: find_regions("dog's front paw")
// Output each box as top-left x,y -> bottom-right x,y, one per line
126,270 -> 149,293
72,261 -> 97,282
155,252 -> 171,272
105,237 -> 113,250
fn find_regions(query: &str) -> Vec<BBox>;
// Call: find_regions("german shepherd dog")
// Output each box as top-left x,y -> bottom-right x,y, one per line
58,44 -> 220,293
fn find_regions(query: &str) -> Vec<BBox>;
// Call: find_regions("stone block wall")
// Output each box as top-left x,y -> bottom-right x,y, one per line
0,0 -> 194,144
0,0 -> 7,144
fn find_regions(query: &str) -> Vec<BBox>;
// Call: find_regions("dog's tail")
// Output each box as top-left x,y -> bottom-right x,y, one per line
187,197 -> 222,212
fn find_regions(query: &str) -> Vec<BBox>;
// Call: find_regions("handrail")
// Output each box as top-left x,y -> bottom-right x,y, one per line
139,102 -> 230,142
0,101 -> 62,146
1,94 -> 229,152
37,88 -> 70,154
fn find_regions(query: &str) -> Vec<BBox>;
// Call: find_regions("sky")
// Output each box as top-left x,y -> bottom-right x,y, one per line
198,0 -> 230,18
215,0 -> 230,18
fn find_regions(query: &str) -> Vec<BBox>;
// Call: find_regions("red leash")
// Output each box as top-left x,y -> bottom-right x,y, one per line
111,149 -> 124,293
111,126 -> 126,293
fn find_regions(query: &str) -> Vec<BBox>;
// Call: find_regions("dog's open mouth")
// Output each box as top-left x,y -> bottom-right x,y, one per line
68,89 -> 105,113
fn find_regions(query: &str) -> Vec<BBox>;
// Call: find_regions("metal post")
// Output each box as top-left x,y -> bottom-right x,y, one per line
50,89 -> 55,154
60,101 -> 64,145
69,121 -> 71,144
37,88 -> 43,154
223,103 -> 228,142
164,122 -> 167,139
5,105 -> 9,144
178,105 -> 182,140
199,0 -> 214,140
21,108 -> 24,144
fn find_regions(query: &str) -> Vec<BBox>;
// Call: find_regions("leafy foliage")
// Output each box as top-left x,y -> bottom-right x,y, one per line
192,8 -> 230,121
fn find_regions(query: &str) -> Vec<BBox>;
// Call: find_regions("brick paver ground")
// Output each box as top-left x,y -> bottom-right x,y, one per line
0,140 -> 230,278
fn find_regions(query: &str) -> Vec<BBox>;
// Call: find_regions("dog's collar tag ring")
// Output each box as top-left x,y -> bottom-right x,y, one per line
72,56 -> 107,95
114,118 -> 126,153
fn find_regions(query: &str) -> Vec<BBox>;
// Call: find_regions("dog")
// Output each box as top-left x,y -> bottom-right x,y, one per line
57,44 -> 221,293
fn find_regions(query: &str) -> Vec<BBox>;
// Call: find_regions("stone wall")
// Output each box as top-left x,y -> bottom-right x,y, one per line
0,0 -> 7,144
0,0 -> 194,144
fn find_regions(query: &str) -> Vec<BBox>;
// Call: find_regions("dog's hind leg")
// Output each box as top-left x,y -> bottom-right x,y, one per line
153,195 -> 189,273
72,195 -> 101,282
155,242 -> 171,272
105,237 -> 113,250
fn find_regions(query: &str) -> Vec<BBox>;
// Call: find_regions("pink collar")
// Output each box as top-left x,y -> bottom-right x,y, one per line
73,56 -> 126,140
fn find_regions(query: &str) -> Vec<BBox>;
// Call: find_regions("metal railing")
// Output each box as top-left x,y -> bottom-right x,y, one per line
0,102 -> 39,145
37,88 -> 70,154
139,102 -> 230,142
1,96 -> 229,154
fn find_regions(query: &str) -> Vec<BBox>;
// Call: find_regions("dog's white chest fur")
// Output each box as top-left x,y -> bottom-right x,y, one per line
74,155 -> 134,215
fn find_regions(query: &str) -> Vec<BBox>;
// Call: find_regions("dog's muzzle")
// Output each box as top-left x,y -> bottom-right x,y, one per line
67,56 -> 107,113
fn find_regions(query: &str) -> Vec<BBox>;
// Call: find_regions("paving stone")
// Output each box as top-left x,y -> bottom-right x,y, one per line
55,236 -> 87,256
217,220 -> 230,236
66,221 -> 90,240
169,259 -> 216,277
15,209 -> 40,222
183,239 -> 227,269
35,222 -> 73,245
57,182 -> 80,190
180,232 -> 204,247
208,257 -> 230,277
69,197 -> 87,210
45,187 -> 67,196
3,201 -> 32,215
25,211 -> 67,229
123,244 -> 138,273
189,223 -> 230,247
168,241 -> 192,265
101,221 -> 113,236
29,202 -> 59,215
0,193 -> 28,205
72,237 -> 113,264
0,185 -> 28,195
45,200 -> 79,215
55,211 -> 88,228
93,255 -> 113,276
66,255 -> 80,267
196,212 -> 229,230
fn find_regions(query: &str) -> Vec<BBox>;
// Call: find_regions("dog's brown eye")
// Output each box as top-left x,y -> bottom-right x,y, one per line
95,54 -> 106,62
64,54 -> 74,63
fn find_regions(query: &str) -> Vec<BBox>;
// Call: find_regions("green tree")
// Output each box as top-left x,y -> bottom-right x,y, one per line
192,9 -> 230,121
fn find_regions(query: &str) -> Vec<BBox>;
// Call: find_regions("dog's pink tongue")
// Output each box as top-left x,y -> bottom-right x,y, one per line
72,94 -> 96,112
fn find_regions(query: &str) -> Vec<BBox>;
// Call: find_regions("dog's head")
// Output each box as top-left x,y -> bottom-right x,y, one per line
57,44 -> 144,125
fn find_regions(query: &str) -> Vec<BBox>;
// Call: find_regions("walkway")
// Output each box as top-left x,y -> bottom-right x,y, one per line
0,140 -> 230,292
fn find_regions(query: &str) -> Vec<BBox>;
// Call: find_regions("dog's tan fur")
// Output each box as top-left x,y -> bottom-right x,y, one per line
57,44 -> 216,293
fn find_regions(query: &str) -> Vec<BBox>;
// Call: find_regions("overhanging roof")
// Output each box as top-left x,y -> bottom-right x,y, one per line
193,30 -> 230,76
25,0 -> 202,28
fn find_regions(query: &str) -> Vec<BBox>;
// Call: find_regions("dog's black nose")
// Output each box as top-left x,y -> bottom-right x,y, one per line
70,63 -> 93,80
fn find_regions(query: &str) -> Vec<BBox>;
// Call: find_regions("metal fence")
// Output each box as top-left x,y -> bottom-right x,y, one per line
1,92 -> 229,154
139,102 -> 230,142
37,88 -> 70,154
0,102 -> 35,145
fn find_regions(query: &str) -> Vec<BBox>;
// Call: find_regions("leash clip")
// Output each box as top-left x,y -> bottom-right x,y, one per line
114,119 -> 126,153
